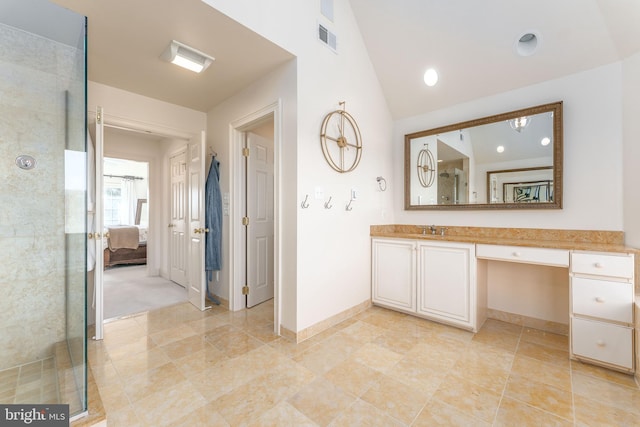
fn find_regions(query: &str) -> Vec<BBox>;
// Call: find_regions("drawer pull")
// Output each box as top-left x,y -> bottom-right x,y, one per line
594,297 -> 605,303
593,262 -> 603,268
596,340 -> 606,347
512,252 -> 521,257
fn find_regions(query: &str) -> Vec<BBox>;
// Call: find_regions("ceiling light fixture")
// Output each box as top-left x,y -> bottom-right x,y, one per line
423,68 -> 438,87
496,145 -> 505,153
508,116 -> 531,132
161,40 -> 215,73
541,137 -> 551,146
514,31 -> 541,57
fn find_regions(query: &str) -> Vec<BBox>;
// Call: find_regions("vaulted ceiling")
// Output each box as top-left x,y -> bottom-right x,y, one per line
51,0 -> 640,118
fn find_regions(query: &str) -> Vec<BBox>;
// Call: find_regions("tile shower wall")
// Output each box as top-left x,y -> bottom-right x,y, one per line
0,22 -> 78,369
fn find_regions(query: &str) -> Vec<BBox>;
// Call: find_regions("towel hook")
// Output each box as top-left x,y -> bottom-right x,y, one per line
301,194 -> 310,209
376,176 -> 387,191
324,196 -> 333,209
346,198 -> 354,211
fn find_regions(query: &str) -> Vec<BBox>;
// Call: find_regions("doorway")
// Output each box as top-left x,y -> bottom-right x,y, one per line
231,101 -> 282,333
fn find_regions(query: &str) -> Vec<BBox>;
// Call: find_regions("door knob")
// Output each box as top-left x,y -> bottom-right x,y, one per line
194,228 -> 201,234
168,224 -> 175,228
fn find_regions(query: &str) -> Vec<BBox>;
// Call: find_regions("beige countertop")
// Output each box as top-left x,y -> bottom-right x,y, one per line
370,225 -> 640,254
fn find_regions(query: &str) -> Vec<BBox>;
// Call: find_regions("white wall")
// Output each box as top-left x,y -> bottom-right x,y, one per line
622,51 -> 640,247
202,0 -> 395,332
395,63 -> 624,231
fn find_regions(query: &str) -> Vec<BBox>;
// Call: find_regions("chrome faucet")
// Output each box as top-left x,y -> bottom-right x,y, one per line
429,225 -> 438,235
440,227 -> 447,236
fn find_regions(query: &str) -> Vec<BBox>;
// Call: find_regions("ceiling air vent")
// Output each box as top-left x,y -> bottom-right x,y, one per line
318,23 -> 337,52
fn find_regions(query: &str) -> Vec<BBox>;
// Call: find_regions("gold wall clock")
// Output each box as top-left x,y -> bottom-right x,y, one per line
320,101 -> 362,173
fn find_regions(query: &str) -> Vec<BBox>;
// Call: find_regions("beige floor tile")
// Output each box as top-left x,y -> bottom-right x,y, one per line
433,375 -> 502,423
208,328 -> 264,358
572,372 -> 640,415
510,354 -> 572,392
520,327 -> 568,350
160,334 -> 209,360
288,378 -> 357,426
150,324 -> 197,347
360,309 -> 406,329
403,340 -> 463,371
328,398 -> 405,427
574,394 -> 640,427
372,329 -> 423,354
481,319 -> 524,335
571,359 -> 639,389
167,405 -> 229,427
110,347 -> 170,378
495,396 -> 573,427
349,342 -> 403,373
172,342 -> 228,378
244,401 -> 316,427
472,326 -> 521,352
90,360 -> 122,389
268,336 -> 318,358
387,357 -> 446,396
516,340 -> 570,368
293,341 -> 350,375
324,360 -> 382,397
242,321 -> 279,343
504,373 -> 573,421
133,379 -> 206,427
413,398 -> 491,427
123,362 -> 187,403
361,375 -> 430,425
95,383 -> 130,413
106,335 -> 157,360
102,405 -> 145,427
338,320 -> 386,344
185,313 -> 230,335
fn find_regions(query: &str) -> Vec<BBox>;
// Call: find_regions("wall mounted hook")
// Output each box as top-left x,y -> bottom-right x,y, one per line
346,198 -> 354,211
301,194 -> 310,209
376,176 -> 387,191
324,196 -> 333,209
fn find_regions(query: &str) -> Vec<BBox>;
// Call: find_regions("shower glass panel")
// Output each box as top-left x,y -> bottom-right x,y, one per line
0,0 -> 87,419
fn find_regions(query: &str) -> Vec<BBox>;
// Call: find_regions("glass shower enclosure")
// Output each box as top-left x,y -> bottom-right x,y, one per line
0,0 -> 88,419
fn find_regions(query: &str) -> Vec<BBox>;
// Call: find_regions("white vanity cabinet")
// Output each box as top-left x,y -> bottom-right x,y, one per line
570,251 -> 635,372
417,241 -> 477,330
371,238 -> 480,331
371,238 -> 416,312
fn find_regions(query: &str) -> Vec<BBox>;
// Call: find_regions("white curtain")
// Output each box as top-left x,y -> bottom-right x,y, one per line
119,178 -> 138,225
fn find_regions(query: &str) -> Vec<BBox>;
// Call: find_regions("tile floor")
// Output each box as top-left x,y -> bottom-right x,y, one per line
88,301 -> 640,426
0,358 -> 58,404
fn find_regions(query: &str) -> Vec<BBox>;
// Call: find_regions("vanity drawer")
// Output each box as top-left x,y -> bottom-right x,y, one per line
571,317 -> 633,370
571,252 -> 634,279
476,244 -> 569,267
571,277 -> 633,323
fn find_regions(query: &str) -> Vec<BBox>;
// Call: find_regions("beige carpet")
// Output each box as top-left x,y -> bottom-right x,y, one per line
103,265 -> 187,319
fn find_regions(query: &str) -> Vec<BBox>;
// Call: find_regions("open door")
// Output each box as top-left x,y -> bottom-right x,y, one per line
187,131 -> 207,310
93,106 -> 105,339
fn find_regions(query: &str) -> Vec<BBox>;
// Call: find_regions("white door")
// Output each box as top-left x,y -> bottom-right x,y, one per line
169,151 -> 188,286
246,133 -> 274,307
187,131 -> 207,310
93,106 -> 105,339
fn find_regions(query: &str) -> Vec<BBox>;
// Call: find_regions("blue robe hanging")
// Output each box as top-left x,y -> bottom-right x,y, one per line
205,157 -> 222,281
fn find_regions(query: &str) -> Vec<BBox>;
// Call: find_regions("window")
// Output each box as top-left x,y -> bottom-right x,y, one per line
104,184 -> 122,226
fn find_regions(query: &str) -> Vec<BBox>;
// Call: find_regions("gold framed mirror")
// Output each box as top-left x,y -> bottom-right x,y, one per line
404,101 -> 563,210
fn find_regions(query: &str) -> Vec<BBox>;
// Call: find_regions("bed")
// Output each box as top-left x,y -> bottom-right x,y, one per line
103,226 -> 147,268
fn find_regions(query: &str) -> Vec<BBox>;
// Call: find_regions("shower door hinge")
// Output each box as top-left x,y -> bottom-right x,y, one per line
242,216 -> 249,226
242,285 -> 249,295
96,110 -> 102,124
242,147 -> 249,157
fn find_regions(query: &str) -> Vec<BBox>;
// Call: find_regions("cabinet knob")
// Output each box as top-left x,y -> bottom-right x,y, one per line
596,340 -> 606,347
593,262 -> 603,268
594,297 -> 605,303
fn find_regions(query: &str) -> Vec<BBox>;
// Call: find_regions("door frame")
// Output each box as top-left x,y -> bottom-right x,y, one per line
230,100 -> 282,334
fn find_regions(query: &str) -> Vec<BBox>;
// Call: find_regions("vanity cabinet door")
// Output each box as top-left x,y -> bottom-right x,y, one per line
416,241 -> 476,330
371,238 -> 416,312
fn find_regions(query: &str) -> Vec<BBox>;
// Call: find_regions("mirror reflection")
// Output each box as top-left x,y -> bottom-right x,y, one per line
404,102 -> 562,210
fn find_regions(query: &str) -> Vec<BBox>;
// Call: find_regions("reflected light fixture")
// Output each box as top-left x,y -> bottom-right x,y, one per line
509,116 -> 530,132
423,68 -> 438,87
496,145 -> 505,153
161,40 -> 215,73
541,137 -> 551,146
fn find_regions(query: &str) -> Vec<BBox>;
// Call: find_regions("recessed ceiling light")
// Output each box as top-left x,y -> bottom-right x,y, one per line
496,145 -> 505,153
423,68 -> 438,87
161,40 -> 215,73
514,31 -> 541,57
541,137 -> 551,146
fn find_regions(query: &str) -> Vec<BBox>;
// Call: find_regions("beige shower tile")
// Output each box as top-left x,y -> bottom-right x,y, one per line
361,375 -> 430,424
133,379 -> 206,427
505,373 -> 573,420
433,375 -> 502,423
573,394 -> 640,426
329,398 -> 405,427
288,377 -> 356,426
520,327 -> 568,351
413,398 -> 491,427
324,360 -> 382,397
495,396 -> 573,427
516,341 -> 570,368
511,355 -> 572,391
